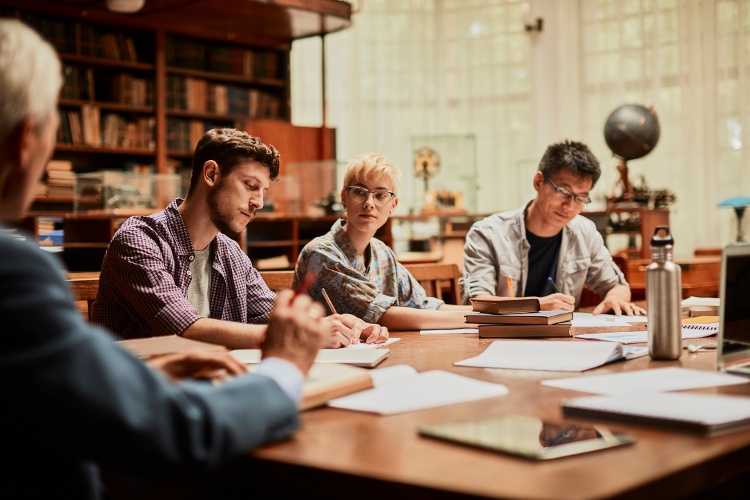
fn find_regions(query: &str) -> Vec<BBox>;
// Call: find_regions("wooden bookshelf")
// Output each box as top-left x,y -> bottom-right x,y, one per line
2,0 -> 351,177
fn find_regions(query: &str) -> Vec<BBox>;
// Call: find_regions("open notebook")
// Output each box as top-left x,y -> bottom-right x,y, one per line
231,348 -> 390,368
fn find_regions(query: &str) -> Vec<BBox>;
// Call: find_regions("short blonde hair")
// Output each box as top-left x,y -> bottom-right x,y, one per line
343,153 -> 402,193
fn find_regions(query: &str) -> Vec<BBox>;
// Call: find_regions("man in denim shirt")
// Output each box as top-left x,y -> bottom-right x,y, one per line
463,140 -> 645,315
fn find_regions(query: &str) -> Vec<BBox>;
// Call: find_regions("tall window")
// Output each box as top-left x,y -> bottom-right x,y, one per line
580,0 -> 750,252
292,0 -> 532,213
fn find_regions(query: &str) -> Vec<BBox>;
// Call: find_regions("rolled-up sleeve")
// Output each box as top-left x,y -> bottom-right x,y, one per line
103,227 -> 202,337
584,231 -> 628,297
303,248 -> 397,323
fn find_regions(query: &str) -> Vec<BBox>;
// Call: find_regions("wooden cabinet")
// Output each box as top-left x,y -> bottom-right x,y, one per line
2,0 -> 351,203
164,33 -> 289,155
61,211 -> 150,271
624,256 -> 721,300
246,216 -> 392,270
582,207 -> 670,260
4,1 -> 352,270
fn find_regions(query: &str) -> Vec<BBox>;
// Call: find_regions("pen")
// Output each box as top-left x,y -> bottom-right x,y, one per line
547,276 -> 561,293
320,288 -> 338,315
507,276 -> 515,298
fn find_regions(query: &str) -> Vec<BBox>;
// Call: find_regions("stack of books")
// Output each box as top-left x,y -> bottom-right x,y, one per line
465,296 -> 573,338
44,160 -> 75,199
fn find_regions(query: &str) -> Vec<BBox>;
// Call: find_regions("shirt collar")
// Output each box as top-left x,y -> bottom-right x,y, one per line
166,198 -> 197,257
331,219 -> 371,271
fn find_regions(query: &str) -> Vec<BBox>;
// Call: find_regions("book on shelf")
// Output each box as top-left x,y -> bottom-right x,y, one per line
561,392 -> 750,436
470,295 -> 541,314
465,310 -> 573,325
478,322 -> 572,339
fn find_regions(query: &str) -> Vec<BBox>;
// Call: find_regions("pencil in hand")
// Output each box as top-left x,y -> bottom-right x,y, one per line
320,288 -> 338,315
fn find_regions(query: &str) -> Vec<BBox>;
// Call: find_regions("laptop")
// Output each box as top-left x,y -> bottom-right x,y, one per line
717,242 -> 750,375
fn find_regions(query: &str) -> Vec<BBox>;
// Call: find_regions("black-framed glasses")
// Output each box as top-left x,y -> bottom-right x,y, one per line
543,174 -> 591,205
345,186 -> 395,205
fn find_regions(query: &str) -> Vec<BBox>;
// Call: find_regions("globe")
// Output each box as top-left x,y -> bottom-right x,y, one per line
603,104 -> 660,161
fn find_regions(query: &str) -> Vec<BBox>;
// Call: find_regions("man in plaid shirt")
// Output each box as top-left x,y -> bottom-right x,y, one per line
93,128 -> 387,349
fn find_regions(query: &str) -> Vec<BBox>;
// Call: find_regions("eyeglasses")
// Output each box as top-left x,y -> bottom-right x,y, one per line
543,174 -> 591,205
345,186 -> 395,205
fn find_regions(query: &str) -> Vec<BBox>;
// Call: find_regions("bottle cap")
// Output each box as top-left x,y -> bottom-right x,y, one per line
651,226 -> 674,247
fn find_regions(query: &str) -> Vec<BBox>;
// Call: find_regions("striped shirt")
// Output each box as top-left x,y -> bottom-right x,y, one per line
92,199 -> 275,339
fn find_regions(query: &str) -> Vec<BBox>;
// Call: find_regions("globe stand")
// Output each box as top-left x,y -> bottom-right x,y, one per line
733,206 -> 746,242
615,159 -> 634,202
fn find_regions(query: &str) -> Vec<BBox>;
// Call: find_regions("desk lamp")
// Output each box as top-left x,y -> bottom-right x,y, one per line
718,195 -> 750,242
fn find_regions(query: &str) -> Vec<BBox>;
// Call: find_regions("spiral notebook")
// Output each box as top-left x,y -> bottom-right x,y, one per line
575,321 -> 718,344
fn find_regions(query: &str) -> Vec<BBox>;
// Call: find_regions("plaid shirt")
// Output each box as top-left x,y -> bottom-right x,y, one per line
92,199 -> 275,339
293,219 -> 443,323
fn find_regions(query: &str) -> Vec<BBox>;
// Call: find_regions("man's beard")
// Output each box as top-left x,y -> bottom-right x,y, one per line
207,188 -> 254,236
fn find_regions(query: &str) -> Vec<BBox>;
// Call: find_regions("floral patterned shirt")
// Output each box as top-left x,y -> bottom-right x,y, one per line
293,219 -> 443,323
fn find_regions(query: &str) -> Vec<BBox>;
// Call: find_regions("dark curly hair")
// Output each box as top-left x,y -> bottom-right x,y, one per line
188,128 -> 280,195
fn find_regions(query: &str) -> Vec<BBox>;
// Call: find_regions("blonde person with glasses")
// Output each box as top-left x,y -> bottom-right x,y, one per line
463,140 -> 645,315
292,153 -> 471,332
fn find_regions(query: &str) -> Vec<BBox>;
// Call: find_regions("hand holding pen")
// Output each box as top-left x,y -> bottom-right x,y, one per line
539,276 -> 575,311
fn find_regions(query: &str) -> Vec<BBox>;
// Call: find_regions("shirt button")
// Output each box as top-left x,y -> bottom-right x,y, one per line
187,270 -> 192,276
189,255 -> 194,261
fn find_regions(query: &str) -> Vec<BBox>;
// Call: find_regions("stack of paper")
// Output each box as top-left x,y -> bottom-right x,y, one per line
454,340 -> 626,372
541,367 -> 747,394
327,365 -> 508,415
562,392 -> 750,436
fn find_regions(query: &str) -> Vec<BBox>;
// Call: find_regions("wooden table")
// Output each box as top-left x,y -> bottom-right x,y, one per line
159,331 -> 742,500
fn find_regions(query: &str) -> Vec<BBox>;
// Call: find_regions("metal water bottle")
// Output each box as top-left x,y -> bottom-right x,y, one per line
646,226 -> 682,360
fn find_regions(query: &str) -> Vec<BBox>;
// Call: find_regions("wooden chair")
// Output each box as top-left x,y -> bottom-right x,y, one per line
67,275 -> 100,320
404,263 -> 462,305
259,270 -> 295,292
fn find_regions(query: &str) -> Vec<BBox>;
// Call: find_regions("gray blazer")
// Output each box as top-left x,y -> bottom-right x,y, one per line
0,231 -> 298,499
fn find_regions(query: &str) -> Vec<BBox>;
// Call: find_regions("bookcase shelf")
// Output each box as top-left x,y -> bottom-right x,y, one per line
6,0 -> 352,271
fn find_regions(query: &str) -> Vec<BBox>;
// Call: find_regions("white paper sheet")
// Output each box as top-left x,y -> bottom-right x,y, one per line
542,367 -> 748,395
576,323 -> 719,344
572,312 -> 648,327
681,296 -> 721,307
453,340 -> 624,372
562,392 -> 750,435
327,367 -> 508,415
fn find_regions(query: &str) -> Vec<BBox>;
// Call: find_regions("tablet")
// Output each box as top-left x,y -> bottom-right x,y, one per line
419,414 -> 635,460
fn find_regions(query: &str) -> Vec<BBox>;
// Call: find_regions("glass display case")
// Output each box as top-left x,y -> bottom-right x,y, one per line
278,160 -> 345,216
409,134 -> 477,215
74,171 -> 183,212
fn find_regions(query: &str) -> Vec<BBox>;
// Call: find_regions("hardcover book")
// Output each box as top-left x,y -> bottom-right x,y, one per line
470,296 -> 541,314
300,364 -> 374,411
465,310 -> 573,325
477,322 -> 572,339
562,392 -> 750,436
117,335 -> 227,359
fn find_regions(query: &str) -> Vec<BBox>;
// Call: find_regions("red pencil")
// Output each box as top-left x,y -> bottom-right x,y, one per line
294,271 -> 316,296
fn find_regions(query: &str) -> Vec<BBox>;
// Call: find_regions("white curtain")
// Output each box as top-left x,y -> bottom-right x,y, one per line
292,0 -> 750,256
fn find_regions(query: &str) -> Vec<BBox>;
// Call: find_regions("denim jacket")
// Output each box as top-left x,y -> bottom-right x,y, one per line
462,201 -> 628,307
